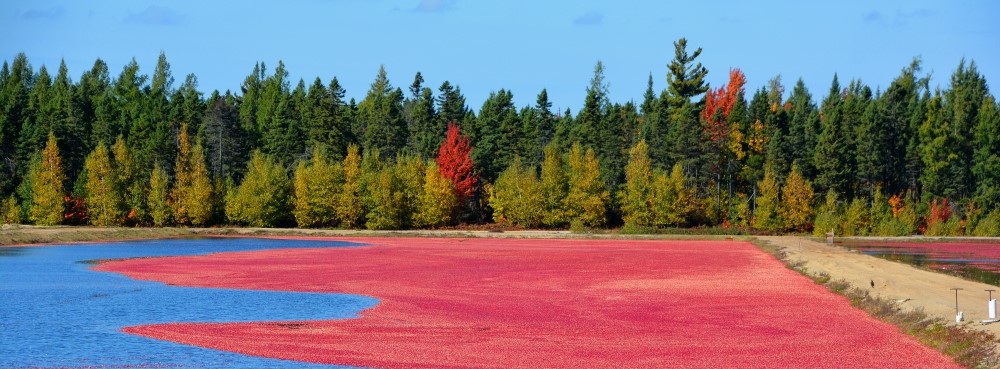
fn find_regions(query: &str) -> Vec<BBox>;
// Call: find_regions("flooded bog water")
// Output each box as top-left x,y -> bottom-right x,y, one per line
840,240 -> 1000,286
0,237 -> 375,368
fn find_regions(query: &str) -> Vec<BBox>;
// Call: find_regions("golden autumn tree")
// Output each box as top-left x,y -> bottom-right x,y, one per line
565,143 -> 608,228
30,132 -> 66,225
83,142 -> 122,226
539,142 -> 569,228
780,164 -> 814,232
414,161 -> 456,228
752,166 -> 782,232
186,141 -> 214,226
148,163 -> 172,226
294,148 -> 343,228
489,158 -> 544,227
225,151 -> 292,227
619,140 -> 654,228
651,163 -> 696,227
336,144 -> 364,228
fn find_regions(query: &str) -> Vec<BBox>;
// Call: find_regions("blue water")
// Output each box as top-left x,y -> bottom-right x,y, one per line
0,237 -> 378,368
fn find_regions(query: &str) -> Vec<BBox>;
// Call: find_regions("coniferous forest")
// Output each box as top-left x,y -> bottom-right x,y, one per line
1,38 -> 998,235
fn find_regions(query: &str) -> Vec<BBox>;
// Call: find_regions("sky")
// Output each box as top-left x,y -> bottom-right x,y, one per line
2,1 -> 997,111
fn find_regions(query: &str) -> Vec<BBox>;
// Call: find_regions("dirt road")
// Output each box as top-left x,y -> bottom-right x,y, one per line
759,236 -> 1000,340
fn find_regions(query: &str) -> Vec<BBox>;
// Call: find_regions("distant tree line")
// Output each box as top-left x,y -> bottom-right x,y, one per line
1,38 -> 998,235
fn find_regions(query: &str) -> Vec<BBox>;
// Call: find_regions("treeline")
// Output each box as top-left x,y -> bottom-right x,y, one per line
1,38 -> 998,235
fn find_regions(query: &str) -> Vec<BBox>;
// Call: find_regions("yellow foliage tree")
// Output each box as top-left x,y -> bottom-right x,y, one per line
752,166 -> 782,231
540,143 -> 569,228
489,158 -> 543,227
414,161 -> 456,228
294,148 -> 343,228
30,132 -> 66,225
651,163 -> 696,227
565,144 -> 608,227
84,142 -> 122,226
335,145 -> 364,228
148,163 -> 172,226
186,141 -> 214,226
779,164 -> 814,232
619,140 -> 654,228
225,151 -> 291,227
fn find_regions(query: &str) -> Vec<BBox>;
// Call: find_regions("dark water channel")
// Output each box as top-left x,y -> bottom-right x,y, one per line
0,238 -> 376,368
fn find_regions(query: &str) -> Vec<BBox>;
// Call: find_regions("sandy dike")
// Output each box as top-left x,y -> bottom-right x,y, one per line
759,236 -> 1000,348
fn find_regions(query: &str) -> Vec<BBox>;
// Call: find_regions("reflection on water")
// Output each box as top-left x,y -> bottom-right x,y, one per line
845,243 -> 1000,286
0,238 -> 375,369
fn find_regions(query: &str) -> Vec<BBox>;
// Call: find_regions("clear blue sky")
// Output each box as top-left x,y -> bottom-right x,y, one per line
2,1 -> 997,111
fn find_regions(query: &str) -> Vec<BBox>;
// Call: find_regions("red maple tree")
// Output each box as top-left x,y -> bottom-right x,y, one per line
437,121 -> 478,201
702,68 -> 747,144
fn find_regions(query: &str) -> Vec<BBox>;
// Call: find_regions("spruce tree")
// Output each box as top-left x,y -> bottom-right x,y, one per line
358,66 -> 407,159
973,97 -> 1000,209
813,75 -> 851,196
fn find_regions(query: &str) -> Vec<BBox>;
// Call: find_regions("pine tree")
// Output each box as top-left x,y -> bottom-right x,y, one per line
148,163 -> 171,226
752,166 -> 782,232
780,164 -> 814,232
973,97 -> 1000,209
473,90 -> 517,182
83,142 -> 122,226
565,144 -> 608,227
414,161 -> 456,228
919,91 -> 963,200
30,132 -> 66,225
813,75 -> 851,196
620,140 -> 654,227
358,66 -> 407,159
666,38 -> 710,110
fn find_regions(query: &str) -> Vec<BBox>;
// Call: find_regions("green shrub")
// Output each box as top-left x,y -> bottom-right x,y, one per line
972,211 -> 1000,237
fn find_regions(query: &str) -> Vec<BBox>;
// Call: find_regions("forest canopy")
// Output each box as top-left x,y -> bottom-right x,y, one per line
1,39 -> 997,235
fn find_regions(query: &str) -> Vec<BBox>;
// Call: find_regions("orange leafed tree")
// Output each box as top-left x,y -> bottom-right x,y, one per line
702,68 -> 747,144
437,121 -> 478,202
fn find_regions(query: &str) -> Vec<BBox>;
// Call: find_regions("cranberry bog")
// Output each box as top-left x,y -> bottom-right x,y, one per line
840,240 -> 1000,286
97,237 -> 961,368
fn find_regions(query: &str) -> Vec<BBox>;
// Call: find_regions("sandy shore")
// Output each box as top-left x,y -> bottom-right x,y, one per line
759,236 -> 1000,344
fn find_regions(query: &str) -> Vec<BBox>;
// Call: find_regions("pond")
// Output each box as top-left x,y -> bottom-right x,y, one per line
839,240 -> 1000,286
0,237 -> 376,368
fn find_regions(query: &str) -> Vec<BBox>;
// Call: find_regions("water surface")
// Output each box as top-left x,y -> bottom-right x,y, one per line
0,237 -> 376,368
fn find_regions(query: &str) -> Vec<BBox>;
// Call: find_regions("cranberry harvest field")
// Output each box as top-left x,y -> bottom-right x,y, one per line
96,237 -> 959,368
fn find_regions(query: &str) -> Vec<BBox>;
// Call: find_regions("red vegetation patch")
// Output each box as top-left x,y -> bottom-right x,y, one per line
95,238 -> 960,368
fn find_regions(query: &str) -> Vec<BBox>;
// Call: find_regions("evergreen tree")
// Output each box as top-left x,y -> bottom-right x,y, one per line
666,38 -> 710,110
437,81 -> 469,127
973,97 -> 1000,209
813,75 -> 851,196
785,78 -> 819,177
30,132 -> 65,225
943,59 -> 988,199
83,142 -> 122,226
203,91 -> 249,180
920,90 -> 963,200
358,66 -> 407,159
473,89 -> 518,182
